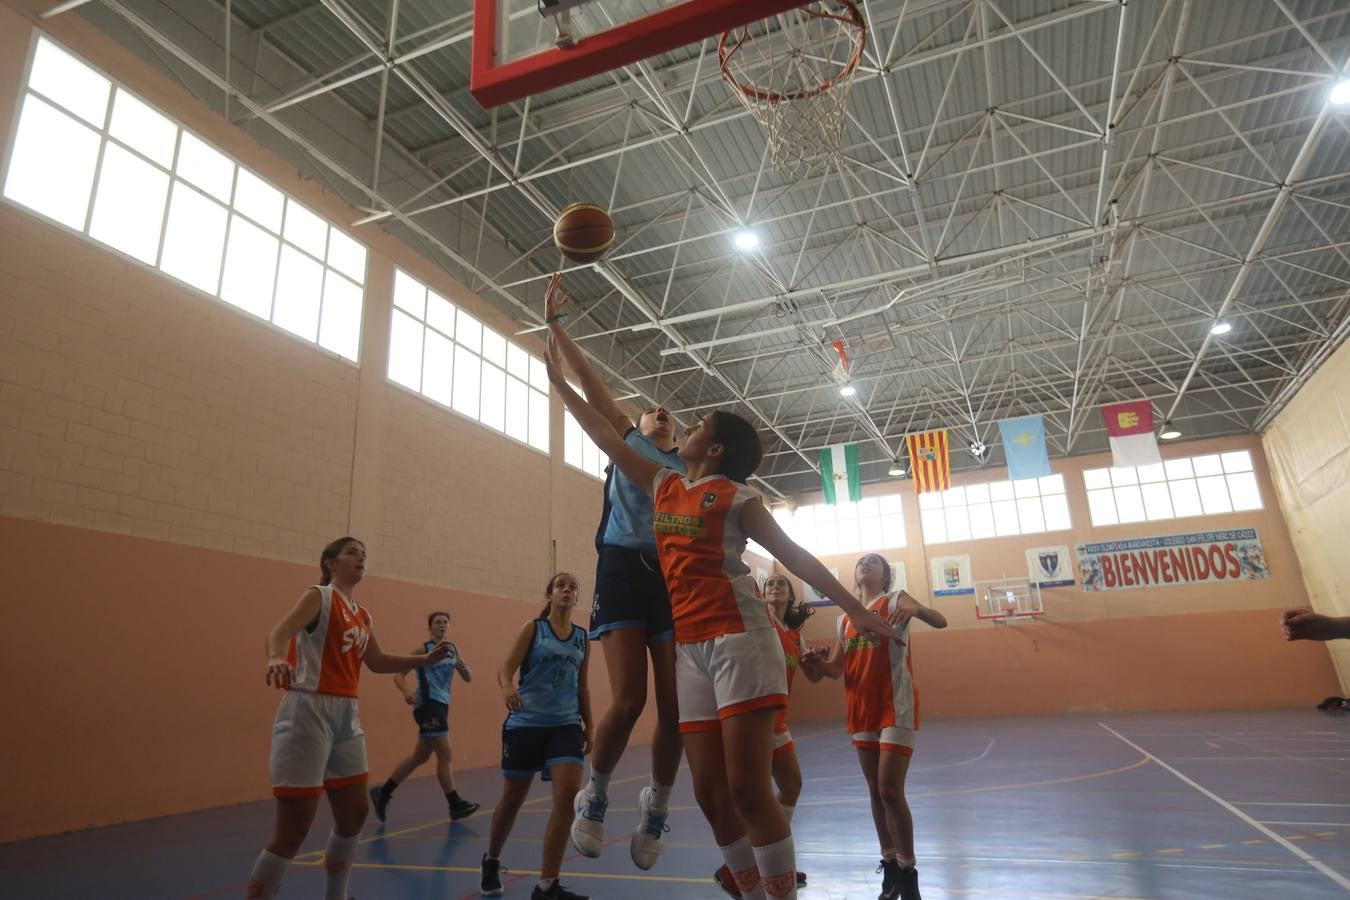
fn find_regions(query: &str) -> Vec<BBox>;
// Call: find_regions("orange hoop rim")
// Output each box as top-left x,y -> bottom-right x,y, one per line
718,1 -> 867,104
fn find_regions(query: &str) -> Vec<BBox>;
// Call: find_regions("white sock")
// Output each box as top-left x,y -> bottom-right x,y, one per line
780,802 -> 796,823
588,768 -> 612,797
897,854 -> 916,867
719,835 -> 765,900
245,849 -> 290,899
538,877 -> 557,891
649,779 -> 674,811
324,831 -> 359,900
753,834 -> 797,899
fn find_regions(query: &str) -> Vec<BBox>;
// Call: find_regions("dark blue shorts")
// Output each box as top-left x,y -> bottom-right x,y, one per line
501,724 -> 585,780
589,545 -> 674,643
413,700 -> 448,739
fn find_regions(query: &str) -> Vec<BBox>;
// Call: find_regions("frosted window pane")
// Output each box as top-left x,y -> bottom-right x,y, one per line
944,507 -> 970,542
858,497 -> 879,517
421,329 -> 453,407
1110,467 -> 1138,486
1083,468 -> 1112,490
881,513 -> 905,548
942,487 -> 966,507
31,39 -> 110,127
530,356 -> 549,391
480,364 -> 506,432
1227,471 -> 1262,510
1016,497 -> 1045,533
992,499 -> 1020,536
1169,479 -> 1203,518
969,503 -> 995,539
427,292 -> 455,337
507,343 -> 530,378
219,214 -> 278,319
1087,489 -> 1118,526
4,95 -> 100,229
1136,463 -> 1166,483
272,245 -> 323,341
1043,494 -> 1071,531
1039,474 -> 1065,494
1164,458 -> 1194,480
387,310 -> 423,390
582,434 -> 601,476
283,200 -> 327,259
88,142 -> 169,264
564,413 -> 583,467
1222,451 -> 1253,473
456,310 -> 482,353
835,518 -> 860,553
921,508 -> 946,543
160,181 -> 226,294
1140,482 -> 1174,520
1197,475 -> 1233,514
529,388 -> 549,452
989,480 -> 1016,501
1193,454 -> 1223,477
318,271 -> 362,361
326,228 -> 366,284
108,88 -> 176,168
878,494 -> 902,514
481,328 -> 507,367
1014,478 -> 1040,498
452,347 -> 480,418
175,131 -> 233,202
1114,485 -> 1146,523
234,168 -> 283,233
392,268 -> 426,319
965,483 -> 990,504
860,515 -> 883,549
918,492 -> 942,510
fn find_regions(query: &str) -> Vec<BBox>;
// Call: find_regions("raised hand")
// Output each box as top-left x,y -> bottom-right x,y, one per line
545,272 -> 570,324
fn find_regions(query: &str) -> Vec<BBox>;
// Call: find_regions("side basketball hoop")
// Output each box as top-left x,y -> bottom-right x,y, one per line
719,1 -> 866,178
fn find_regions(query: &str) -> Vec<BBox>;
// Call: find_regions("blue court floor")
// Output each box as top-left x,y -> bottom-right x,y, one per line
6,709 -> 1350,898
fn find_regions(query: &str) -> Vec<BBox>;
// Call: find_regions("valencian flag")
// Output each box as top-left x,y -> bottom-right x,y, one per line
998,415 -> 1051,480
819,443 -> 861,505
1101,400 -> 1161,468
906,430 -> 951,494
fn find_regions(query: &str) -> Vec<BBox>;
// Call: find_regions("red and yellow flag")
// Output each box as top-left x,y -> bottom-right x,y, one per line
906,429 -> 951,494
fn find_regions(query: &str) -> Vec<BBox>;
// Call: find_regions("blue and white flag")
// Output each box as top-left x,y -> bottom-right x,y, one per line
998,415 -> 1051,481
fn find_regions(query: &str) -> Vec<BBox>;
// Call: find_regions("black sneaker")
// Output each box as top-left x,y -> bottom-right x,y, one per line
876,857 -> 901,900
369,786 -> 389,823
480,854 -> 504,896
531,880 -> 589,900
450,797 -> 481,820
896,864 -> 922,900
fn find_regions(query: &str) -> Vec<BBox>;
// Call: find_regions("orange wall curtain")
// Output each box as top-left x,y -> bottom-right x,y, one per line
906,429 -> 951,493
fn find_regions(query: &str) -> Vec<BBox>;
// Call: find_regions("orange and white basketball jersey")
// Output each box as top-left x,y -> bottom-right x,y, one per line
769,608 -> 803,733
651,469 -> 772,643
837,591 -> 917,734
286,584 -> 372,698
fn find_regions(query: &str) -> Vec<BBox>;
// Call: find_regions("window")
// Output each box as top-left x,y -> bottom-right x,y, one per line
919,474 -> 1070,544
3,37 -> 366,360
767,496 -> 907,558
387,268 -> 549,453
1082,450 -> 1261,526
564,383 -> 608,480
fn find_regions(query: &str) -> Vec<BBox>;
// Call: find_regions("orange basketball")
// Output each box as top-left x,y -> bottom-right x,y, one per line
554,202 -> 615,263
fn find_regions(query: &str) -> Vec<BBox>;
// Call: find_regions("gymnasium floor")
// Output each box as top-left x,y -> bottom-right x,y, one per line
6,709 -> 1350,899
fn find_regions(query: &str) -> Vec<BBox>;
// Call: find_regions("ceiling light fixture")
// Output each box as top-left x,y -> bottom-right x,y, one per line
888,462 -> 905,476
1159,422 -> 1182,440
1210,321 -> 1232,335
733,229 -> 760,251
839,383 -> 857,397
1331,78 -> 1350,106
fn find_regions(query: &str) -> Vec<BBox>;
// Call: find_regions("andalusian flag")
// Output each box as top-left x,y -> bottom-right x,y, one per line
819,443 -> 861,505
906,430 -> 951,494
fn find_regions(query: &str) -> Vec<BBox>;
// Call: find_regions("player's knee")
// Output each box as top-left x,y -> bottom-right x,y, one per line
608,692 -> 647,725
877,781 -> 906,810
777,771 -> 802,804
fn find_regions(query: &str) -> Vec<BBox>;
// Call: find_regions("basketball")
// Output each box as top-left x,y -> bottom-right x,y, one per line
554,202 -> 614,263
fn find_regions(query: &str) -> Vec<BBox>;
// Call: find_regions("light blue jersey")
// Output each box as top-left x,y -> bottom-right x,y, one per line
505,619 -> 587,729
415,639 -> 458,705
598,427 -> 685,551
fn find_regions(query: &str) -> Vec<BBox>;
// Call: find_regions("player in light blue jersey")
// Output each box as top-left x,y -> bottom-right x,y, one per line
481,572 -> 593,900
369,611 -> 479,823
547,275 -> 683,870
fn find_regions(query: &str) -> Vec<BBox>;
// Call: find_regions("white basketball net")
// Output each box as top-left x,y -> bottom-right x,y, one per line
719,2 -> 867,179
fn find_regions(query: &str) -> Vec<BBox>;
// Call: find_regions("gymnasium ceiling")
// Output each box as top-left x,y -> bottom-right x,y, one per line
50,0 -> 1350,496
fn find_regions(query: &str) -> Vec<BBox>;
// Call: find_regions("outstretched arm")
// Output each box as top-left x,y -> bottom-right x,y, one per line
545,337 -> 661,494
894,592 -> 948,630
739,498 -> 899,646
1281,609 -> 1350,642
545,274 -> 632,437
364,632 -> 453,674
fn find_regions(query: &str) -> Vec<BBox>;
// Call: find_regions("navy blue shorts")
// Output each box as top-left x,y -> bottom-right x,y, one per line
413,700 -> 449,739
589,545 -> 674,643
501,724 -> 585,780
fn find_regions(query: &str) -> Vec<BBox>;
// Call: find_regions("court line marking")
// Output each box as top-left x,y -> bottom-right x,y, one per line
1258,821 -> 1350,827
1242,802 -> 1350,807
1099,722 -> 1350,893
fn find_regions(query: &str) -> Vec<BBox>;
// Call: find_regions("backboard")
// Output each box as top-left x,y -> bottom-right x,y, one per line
471,0 -> 808,107
974,575 -> 1045,625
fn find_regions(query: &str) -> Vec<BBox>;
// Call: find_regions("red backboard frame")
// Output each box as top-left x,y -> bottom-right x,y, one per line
471,0 -> 808,108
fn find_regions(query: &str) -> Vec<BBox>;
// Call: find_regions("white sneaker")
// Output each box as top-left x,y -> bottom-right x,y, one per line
630,786 -> 669,870
570,785 -> 607,858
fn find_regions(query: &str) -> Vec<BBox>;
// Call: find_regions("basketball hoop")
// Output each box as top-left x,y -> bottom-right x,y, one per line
719,1 -> 867,179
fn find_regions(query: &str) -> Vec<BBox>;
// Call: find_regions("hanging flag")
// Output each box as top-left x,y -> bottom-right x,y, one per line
998,415 -> 1051,480
1101,400 -> 1161,467
819,443 -> 861,504
905,430 -> 951,494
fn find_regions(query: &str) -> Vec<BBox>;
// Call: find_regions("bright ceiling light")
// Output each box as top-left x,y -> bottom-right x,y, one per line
1331,79 -> 1350,106
888,462 -> 905,476
1159,422 -> 1182,440
1210,321 -> 1232,335
733,229 -> 760,251
839,383 -> 857,397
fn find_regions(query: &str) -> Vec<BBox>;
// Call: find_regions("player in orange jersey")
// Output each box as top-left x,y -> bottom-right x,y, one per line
807,553 -> 947,900
245,536 -> 455,900
545,338 -> 898,900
